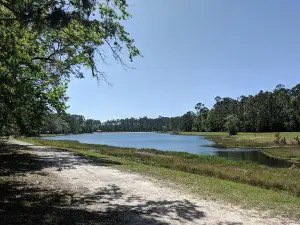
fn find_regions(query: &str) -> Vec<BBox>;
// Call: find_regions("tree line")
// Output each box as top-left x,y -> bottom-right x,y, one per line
198,83 -> 300,133
39,84 -> 300,135
102,83 -> 300,134
40,114 -> 101,134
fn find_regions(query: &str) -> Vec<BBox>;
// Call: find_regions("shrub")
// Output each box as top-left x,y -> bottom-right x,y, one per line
294,135 -> 300,145
274,132 -> 281,144
280,137 -> 287,145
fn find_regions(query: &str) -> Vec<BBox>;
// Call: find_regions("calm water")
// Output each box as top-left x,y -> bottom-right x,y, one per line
43,132 -> 291,168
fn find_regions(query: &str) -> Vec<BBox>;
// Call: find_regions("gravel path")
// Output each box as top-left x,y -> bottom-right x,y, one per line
6,139 -> 299,225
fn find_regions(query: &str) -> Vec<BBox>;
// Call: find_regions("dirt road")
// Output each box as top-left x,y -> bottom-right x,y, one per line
3,139 -> 299,225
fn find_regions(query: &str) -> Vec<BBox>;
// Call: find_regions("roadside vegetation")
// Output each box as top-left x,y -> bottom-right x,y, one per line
19,138 -> 300,198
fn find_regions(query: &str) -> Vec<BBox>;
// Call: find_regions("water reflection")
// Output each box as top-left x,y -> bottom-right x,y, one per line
215,150 -> 292,168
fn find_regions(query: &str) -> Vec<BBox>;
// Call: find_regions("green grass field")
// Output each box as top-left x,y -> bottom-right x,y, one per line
14,138 -> 300,219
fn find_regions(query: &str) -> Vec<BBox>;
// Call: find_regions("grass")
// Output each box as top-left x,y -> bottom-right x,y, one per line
180,132 -> 300,162
180,132 -> 300,147
180,132 -> 300,143
39,133 -> 66,137
263,148 -> 300,163
19,138 -> 300,197
117,163 -> 300,219
12,137 -> 300,219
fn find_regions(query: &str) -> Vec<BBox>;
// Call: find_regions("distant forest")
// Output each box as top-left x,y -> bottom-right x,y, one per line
40,84 -> 300,134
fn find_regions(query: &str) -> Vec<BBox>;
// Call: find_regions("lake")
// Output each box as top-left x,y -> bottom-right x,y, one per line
43,132 -> 291,168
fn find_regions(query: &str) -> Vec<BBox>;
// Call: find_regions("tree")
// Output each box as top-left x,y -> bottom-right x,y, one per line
40,83 -> 300,134
66,115 -> 85,134
169,117 -> 181,131
224,115 -> 239,135
205,109 -> 219,132
194,102 -> 209,131
83,119 -> 101,133
180,111 -> 195,132
100,116 -> 176,132
41,114 -> 69,134
0,0 -> 141,135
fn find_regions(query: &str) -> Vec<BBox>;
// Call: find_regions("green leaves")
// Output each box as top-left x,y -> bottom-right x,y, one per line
225,115 -> 239,135
0,0 -> 140,135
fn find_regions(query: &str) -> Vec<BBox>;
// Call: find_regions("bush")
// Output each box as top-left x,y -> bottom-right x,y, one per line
0,137 -> 8,146
280,137 -> 287,145
274,132 -> 281,144
274,133 -> 287,145
294,135 -> 300,145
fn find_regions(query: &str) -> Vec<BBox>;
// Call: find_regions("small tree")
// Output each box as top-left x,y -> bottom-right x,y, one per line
274,132 -> 281,144
294,135 -> 300,145
225,115 -> 239,135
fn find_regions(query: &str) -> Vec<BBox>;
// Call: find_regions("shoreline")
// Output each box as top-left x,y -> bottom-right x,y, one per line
9,138 -> 300,220
17,137 -> 300,196
179,132 -> 300,162
39,131 -> 300,163
3,139 -> 300,222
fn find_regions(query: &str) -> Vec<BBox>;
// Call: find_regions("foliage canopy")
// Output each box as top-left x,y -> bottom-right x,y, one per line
0,0 -> 141,135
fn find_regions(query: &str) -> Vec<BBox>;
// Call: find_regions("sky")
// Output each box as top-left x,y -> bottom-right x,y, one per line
67,0 -> 300,121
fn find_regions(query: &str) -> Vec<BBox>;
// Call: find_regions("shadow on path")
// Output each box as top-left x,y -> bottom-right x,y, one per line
0,143 -> 242,224
0,179 -> 205,224
0,144 -> 121,176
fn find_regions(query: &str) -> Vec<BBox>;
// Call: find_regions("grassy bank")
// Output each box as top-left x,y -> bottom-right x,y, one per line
39,134 -> 66,137
263,148 -> 300,163
19,138 -> 300,197
180,132 -> 300,162
180,132 -> 300,147
11,138 -> 300,219
121,163 -> 300,220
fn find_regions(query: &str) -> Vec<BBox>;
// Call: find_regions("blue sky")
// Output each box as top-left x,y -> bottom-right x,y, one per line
67,0 -> 300,121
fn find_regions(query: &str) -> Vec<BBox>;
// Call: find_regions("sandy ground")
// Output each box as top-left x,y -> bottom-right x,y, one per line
6,139 -> 300,225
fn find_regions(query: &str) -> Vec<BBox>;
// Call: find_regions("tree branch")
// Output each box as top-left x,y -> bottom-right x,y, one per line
31,43 -> 73,62
0,0 -> 19,16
